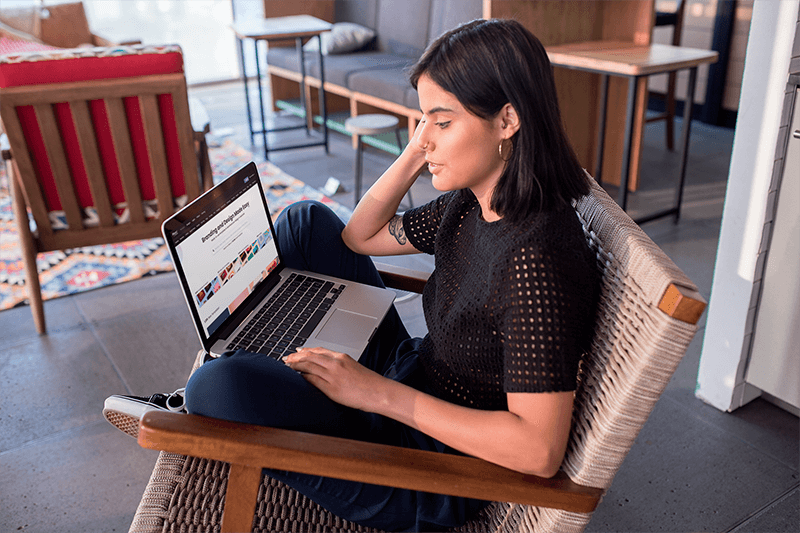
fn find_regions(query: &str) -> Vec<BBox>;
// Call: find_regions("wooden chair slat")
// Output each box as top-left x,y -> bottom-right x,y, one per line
171,80 -> 201,201
105,97 -> 145,224
0,74 -> 186,106
34,103 -> 84,231
70,100 -> 115,228
0,100 -> 53,240
35,220 -> 164,251
220,464 -> 262,533
139,94 -> 173,221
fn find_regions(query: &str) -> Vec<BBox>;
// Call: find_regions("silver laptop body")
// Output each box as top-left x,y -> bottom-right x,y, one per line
161,162 -> 395,361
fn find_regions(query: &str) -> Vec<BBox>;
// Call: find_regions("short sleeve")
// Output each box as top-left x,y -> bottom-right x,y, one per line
402,192 -> 457,255
496,239 -> 593,393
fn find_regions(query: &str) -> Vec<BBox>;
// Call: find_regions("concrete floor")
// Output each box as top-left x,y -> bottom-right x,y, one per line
1,80 -> 797,532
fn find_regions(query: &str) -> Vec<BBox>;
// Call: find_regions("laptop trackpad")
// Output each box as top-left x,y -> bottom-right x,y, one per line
315,309 -> 377,346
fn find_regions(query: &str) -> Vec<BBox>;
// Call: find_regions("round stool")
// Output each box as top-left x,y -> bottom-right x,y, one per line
344,114 -> 412,207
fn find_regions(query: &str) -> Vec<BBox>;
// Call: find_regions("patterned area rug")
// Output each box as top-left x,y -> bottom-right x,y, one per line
0,140 -> 350,311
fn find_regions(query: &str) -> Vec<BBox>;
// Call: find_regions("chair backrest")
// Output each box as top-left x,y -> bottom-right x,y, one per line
0,45 -> 201,251
654,0 -> 686,45
0,1 -> 94,48
500,178 -> 704,532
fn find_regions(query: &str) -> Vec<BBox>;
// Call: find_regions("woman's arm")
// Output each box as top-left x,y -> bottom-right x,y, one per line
283,347 -> 574,477
341,123 -> 428,256
381,378 -> 574,477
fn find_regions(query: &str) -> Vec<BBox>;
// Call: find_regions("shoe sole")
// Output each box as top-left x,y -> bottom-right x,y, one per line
103,396 -> 164,439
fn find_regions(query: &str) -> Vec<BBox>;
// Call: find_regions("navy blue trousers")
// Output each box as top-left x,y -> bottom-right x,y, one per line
185,201 -> 487,532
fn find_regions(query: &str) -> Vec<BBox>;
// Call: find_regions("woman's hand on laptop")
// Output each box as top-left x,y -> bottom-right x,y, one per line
283,347 -> 391,412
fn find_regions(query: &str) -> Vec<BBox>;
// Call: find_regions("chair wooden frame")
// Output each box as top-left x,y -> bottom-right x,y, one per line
646,0 -> 687,150
132,178 -> 707,532
1,71 -> 212,334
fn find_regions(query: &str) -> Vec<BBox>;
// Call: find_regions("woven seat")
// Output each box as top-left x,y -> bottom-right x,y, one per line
128,177 -> 705,533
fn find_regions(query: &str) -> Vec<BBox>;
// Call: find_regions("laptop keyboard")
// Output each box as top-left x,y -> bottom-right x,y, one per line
227,273 -> 343,359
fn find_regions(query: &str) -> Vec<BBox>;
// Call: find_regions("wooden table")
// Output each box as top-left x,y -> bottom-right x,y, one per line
547,41 -> 718,224
232,15 -> 332,159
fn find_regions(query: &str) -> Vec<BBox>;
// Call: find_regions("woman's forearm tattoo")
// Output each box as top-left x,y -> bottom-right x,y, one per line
388,215 -> 407,245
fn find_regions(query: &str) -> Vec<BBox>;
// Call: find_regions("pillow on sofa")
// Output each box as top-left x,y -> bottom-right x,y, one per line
303,22 -> 375,55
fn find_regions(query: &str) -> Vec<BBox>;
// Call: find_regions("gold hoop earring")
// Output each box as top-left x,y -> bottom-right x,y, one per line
499,139 -> 513,162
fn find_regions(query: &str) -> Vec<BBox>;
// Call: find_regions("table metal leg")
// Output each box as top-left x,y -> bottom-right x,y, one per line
618,76 -> 639,211
238,37 -> 254,146
633,67 -> 698,226
253,39 -> 268,158
318,37 -> 328,153
594,74 -> 610,184
297,37 -> 309,136
395,129 -> 412,207
354,136 -> 363,204
674,66 -> 698,224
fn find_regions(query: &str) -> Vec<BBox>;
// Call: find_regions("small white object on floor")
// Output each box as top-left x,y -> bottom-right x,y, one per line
323,177 -> 346,196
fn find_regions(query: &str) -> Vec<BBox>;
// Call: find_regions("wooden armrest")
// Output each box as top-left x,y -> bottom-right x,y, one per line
138,411 -> 602,513
375,262 -> 430,294
658,283 -> 707,325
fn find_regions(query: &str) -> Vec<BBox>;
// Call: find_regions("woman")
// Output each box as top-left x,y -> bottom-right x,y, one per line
107,19 -> 599,532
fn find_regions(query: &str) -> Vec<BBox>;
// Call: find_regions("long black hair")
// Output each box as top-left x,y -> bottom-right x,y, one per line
408,19 -> 590,222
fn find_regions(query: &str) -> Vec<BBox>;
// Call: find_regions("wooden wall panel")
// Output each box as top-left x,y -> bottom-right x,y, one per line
484,0 -> 654,188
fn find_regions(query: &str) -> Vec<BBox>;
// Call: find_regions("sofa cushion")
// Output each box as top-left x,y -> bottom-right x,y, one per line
303,22 -> 375,55
373,0 -> 431,56
427,0 -> 483,46
268,47 -> 410,88
334,0 -> 379,31
347,67 -> 419,109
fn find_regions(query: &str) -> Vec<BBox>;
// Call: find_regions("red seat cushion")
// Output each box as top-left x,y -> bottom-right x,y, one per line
0,45 -> 188,225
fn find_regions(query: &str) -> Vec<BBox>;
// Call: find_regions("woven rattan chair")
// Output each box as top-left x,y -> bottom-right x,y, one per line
125,177 -> 705,532
0,45 -> 213,334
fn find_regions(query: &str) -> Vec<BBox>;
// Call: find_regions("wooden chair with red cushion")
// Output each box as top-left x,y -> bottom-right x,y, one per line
0,44 -> 213,334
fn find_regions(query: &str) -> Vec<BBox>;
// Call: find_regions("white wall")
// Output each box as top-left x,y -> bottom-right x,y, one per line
82,0 -> 240,85
696,0 -> 800,412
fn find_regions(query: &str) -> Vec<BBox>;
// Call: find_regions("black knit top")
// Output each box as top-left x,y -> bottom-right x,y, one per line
402,189 -> 599,411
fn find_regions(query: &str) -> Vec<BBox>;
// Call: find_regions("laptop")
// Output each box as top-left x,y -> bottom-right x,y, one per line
161,161 -> 396,361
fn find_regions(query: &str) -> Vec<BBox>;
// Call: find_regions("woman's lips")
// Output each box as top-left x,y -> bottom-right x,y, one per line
427,161 -> 441,173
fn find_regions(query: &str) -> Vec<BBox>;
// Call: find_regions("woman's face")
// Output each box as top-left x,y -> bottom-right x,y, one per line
415,74 -> 510,204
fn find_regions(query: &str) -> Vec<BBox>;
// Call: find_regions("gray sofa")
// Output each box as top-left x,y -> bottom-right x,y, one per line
266,0 -> 483,140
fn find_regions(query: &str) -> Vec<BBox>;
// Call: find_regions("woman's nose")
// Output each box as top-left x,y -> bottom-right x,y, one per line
416,122 -> 431,151
417,133 -> 432,151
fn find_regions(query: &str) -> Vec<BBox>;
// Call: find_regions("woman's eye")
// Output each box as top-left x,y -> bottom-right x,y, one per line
436,121 -> 450,129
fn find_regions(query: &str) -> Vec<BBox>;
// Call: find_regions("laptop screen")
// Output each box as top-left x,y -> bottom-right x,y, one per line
163,163 -> 280,340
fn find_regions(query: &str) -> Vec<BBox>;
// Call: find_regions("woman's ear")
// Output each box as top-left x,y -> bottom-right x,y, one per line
499,103 -> 521,138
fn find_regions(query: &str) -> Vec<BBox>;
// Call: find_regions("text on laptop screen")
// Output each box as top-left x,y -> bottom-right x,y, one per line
170,173 -> 278,338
